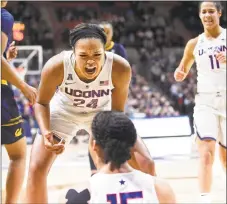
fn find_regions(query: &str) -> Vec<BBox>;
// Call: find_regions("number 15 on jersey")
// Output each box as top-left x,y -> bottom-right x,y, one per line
107,191 -> 143,204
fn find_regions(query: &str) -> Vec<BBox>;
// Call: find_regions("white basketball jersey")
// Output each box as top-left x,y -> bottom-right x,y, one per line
193,28 -> 226,93
89,170 -> 159,204
50,51 -> 114,121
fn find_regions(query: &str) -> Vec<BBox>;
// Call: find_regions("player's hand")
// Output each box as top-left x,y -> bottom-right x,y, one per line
43,131 -> 65,154
174,65 -> 187,82
215,51 -> 226,64
6,41 -> 18,61
20,83 -> 37,105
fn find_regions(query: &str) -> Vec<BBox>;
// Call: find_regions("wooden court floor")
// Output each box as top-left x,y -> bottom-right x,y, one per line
2,143 -> 226,203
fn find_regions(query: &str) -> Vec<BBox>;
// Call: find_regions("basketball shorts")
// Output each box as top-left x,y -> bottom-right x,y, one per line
48,112 -> 98,170
1,84 -> 24,144
49,113 -> 95,144
193,91 -> 226,147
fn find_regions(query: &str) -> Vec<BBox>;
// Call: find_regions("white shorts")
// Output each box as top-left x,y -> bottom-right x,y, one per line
49,113 -> 95,144
193,91 -> 226,147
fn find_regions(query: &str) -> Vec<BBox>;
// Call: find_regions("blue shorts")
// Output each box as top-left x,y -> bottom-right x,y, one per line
1,84 -> 24,144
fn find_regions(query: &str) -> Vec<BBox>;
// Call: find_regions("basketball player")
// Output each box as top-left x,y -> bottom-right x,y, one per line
25,23 -> 155,203
1,1 -> 37,202
89,111 -> 176,203
100,22 -> 128,59
174,1 -> 226,203
88,21 -> 128,175
66,111 -> 175,204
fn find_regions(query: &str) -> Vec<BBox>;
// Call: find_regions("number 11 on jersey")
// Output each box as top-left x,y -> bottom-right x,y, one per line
209,55 -> 220,69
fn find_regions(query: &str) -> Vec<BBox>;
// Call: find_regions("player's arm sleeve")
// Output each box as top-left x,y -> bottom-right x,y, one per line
116,44 -> 128,60
1,11 -> 14,56
1,12 -> 14,37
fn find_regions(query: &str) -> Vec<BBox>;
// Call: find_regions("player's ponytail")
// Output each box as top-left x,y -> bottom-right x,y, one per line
103,139 -> 131,170
91,111 -> 137,170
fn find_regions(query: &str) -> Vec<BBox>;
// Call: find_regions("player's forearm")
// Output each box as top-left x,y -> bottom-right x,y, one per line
34,103 -> 51,135
1,56 -> 25,90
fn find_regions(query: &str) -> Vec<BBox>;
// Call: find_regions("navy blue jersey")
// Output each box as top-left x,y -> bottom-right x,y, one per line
106,41 -> 128,60
1,8 -> 14,54
1,8 -> 23,135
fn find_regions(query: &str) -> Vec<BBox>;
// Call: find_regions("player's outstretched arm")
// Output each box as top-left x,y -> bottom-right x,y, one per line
34,53 -> 64,153
1,32 -> 37,104
154,177 -> 176,204
174,37 -> 198,82
111,54 -> 131,112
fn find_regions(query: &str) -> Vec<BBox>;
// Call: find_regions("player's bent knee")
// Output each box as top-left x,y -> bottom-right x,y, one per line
29,160 -> 50,177
8,152 -> 26,161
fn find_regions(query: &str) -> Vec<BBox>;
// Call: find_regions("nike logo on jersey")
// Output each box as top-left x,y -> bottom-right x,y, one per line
65,82 -> 77,85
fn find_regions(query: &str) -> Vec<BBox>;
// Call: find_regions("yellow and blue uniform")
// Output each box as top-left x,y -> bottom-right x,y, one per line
105,41 -> 128,60
1,8 -> 24,144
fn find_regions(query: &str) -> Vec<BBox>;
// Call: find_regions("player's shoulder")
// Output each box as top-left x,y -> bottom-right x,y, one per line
153,177 -> 176,203
153,177 -> 171,190
114,42 -> 125,49
1,8 -> 14,21
187,36 -> 199,49
47,51 -> 64,65
42,51 -> 65,75
1,8 -> 14,35
112,52 -> 131,74
183,36 -> 199,55
125,169 -> 155,186
90,173 -> 105,187
221,27 -> 226,35
90,172 -> 101,180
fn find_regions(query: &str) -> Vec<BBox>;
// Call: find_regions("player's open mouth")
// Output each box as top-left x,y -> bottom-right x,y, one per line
204,20 -> 213,24
85,67 -> 96,74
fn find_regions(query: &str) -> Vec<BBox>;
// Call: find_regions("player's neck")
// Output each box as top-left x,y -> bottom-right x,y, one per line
204,25 -> 222,38
99,162 -> 134,174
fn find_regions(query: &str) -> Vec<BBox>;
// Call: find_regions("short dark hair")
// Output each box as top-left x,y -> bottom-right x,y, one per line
91,111 -> 137,170
198,1 -> 223,12
69,23 -> 107,47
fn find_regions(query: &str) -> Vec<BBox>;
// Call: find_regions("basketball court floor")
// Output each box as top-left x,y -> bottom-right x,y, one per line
1,138 -> 226,203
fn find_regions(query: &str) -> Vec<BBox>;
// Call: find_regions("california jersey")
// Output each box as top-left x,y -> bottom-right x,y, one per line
50,51 -> 114,122
89,170 -> 159,204
193,28 -> 226,93
106,41 -> 128,60
1,8 -> 14,55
